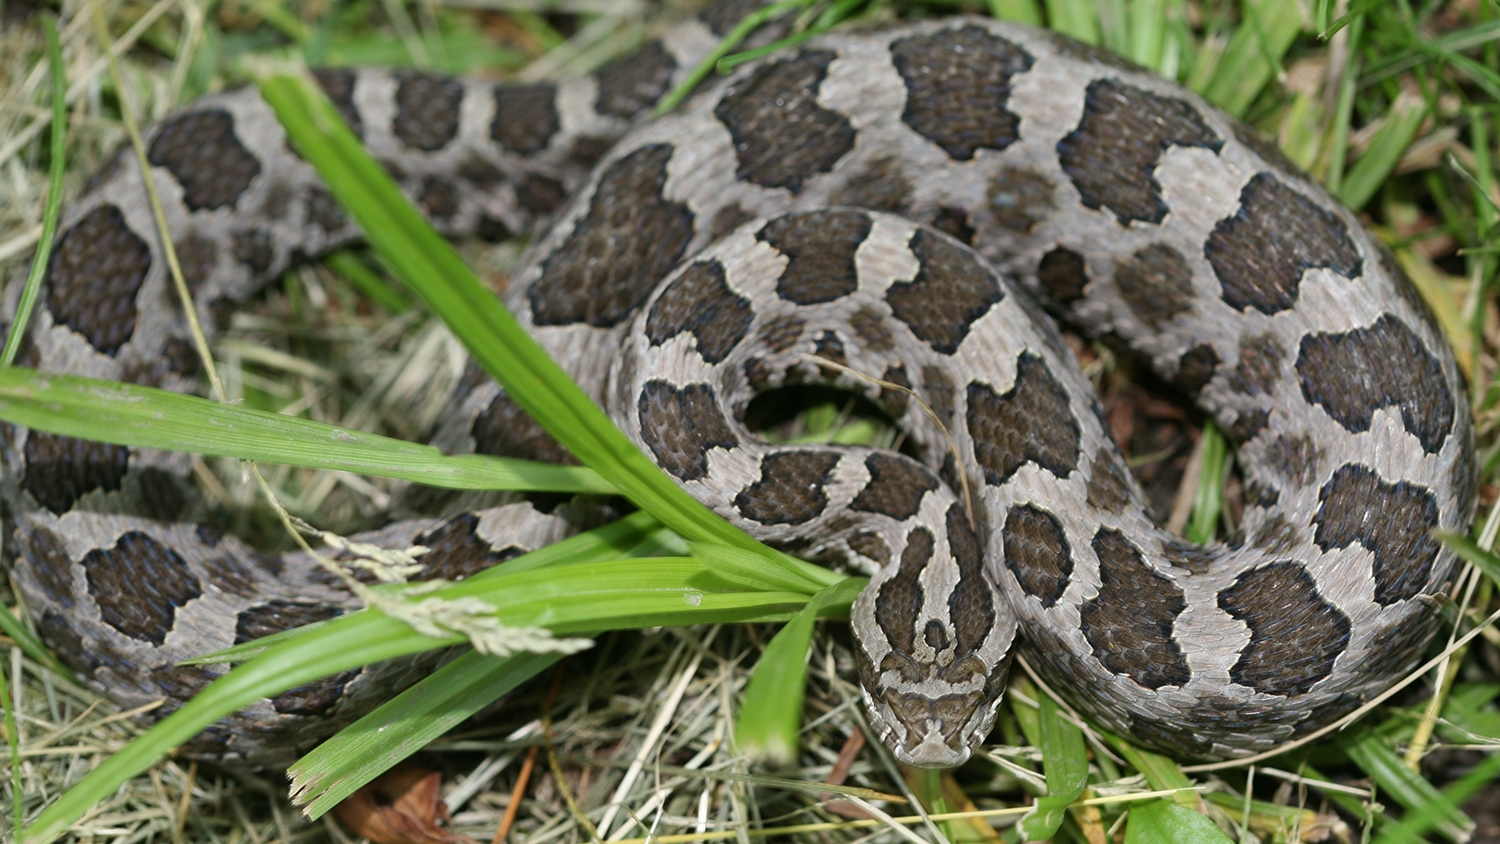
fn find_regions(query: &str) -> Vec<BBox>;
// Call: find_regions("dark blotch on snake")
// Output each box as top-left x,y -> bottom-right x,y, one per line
232,228 -> 276,275
1057,79 -> 1221,225
1208,173 -> 1362,315
415,514 -> 526,582
47,204 -> 151,356
889,26 -> 1034,161
1265,434 -> 1321,486
532,144 -> 694,327
734,451 -> 842,525
1037,246 -> 1088,304
1085,447 -> 1134,511
876,526 -> 933,662
848,530 -> 891,566
945,504 -> 994,656
757,210 -> 870,305
1297,314 -> 1453,454
988,166 -> 1055,232
1173,343 -> 1220,396
491,82 -> 560,155
1002,504 -> 1072,607
596,41 -> 678,119
394,71 -> 464,150
1314,464 -> 1441,606
472,392 -> 574,465
637,381 -> 739,482
312,68 -> 362,137
1080,528 -> 1190,689
967,353 -> 1080,485
851,453 -> 939,520
832,157 -> 913,213
714,50 -> 853,192
1228,333 -> 1285,396
21,527 -> 76,608
1218,561 -> 1351,695
148,109 -> 262,211
1114,242 -> 1193,329
83,532 -> 203,647
645,259 -> 754,364
887,229 -> 1003,354
23,433 -> 130,515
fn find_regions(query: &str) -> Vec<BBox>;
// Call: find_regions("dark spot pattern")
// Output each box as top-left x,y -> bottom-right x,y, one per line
23,433 -> 129,515
1297,314 -> 1453,454
235,600 -> 343,644
848,530 -> 891,565
889,26 -> 1034,161
1173,343 -> 1220,396
812,330 -> 846,376
945,504 -> 995,656
931,207 -> 975,244
492,83 -> 561,155
148,109 -> 262,210
472,392 -> 573,465
1227,408 -> 1270,443
850,306 -> 894,353
595,41 -> 677,119
880,365 -> 912,417
22,527 -> 75,608
757,210 -> 870,304
458,156 -> 504,189
1080,529 -> 1189,689
988,166 -> 1055,232
312,68 -> 362,137
1036,246 -> 1088,303
532,145 -> 694,327
47,205 -> 150,356
1219,562 -> 1351,695
875,527 -> 932,660
831,156 -> 913,213
1057,79 -> 1221,225
887,229 -> 1003,354
645,259 -> 753,364
851,453 -> 938,520
1003,505 -> 1072,607
415,513 -> 523,581
714,50 -> 853,192
1314,464 -> 1441,605
419,177 -> 461,222
270,671 -> 360,716
1114,242 -> 1193,328
1228,333 -> 1285,396
757,314 -> 804,353
734,450 -> 841,525
637,381 -> 739,481
967,353 -> 1080,485
173,232 -> 218,294
515,173 -> 567,215
921,365 -> 956,427
1265,434 -> 1320,486
1209,173 -> 1362,314
232,228 -> 276,275
1085,448 -> 1133,511
82,532 -> 202,646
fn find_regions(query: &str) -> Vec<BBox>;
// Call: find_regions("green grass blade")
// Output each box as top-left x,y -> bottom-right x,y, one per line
1192,0 -> 1303,116
1,17 -> 67,369
736,577 -> 863,763
1019,689 -> 1089,841
1124,799 -> 1234,844
324,250 -> 412,312
1187,421 -> 1227,544
1111,736 -> 1198,808
1337,727 -> 1473,841
290,649 -> 561,819
1338,93 -> 1426,211
1046,0 -> 1102,44
1372,745 -> 1500,844
0,367 -> 613,494
22,554 -> 809,842
257,71 -> 777,559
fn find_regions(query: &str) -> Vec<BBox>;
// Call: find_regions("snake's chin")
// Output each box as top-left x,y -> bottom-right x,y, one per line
856,653 -> 1013,768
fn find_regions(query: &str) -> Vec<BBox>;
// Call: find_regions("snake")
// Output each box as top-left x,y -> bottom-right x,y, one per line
1,4 -> 1477,769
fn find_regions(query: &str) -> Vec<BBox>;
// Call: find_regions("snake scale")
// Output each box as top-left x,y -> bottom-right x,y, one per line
1,3 -> 1478,768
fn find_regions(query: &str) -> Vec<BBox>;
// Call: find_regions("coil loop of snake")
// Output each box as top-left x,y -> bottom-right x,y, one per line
1,4 -> 1477,769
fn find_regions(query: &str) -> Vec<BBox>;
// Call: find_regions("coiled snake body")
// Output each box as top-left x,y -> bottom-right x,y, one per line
2,7 -> 1477,767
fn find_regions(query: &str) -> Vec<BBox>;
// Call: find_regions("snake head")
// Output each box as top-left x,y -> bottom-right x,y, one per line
850,508 -> 1018,768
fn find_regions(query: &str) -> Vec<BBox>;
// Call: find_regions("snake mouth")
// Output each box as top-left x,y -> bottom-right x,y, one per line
873,687 -> 989,768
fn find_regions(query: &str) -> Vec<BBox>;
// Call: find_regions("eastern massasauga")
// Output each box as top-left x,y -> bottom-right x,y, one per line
1,2 -> 1476,769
